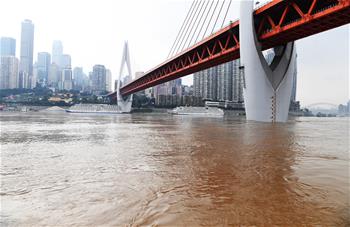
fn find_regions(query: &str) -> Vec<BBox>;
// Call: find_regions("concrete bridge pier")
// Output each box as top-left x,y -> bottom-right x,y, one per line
240,0 -> 297,122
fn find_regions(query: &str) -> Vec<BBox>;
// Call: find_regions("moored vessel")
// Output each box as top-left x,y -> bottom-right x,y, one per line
66,104 -> 122,114
168,106 -> 224,116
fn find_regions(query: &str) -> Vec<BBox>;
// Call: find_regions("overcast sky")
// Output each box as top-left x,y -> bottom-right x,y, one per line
0,0 -> 348,106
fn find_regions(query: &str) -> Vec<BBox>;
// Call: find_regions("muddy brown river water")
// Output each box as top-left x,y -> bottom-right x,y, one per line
0,112 -> 349,226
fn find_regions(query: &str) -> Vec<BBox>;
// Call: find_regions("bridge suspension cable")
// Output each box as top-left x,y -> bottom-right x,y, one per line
180,0 -> 206,52
221,0 -> 232,28
211,0 -> 226,34
187,0 -> 211,48
170,0 -> 233,56
167,0 -> 196,58
194,0 -> 215,43
201,0 -> 220,40
173,0 -> 202,56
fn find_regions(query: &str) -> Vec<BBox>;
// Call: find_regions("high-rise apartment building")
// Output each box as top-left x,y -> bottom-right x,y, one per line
217,62 -> 233,101
48,63 -> 60,88
36,52 -> 51,85
106,69 -> 112,92
52,40 -> 63,67
19,19 -> 34,88
73,67 -> 89,91
194,67 -> 218,101
0,37 -> 19,89
0,56 -> 19,89
91,64 -> 106,94
154,78 -> 182,98
61,54 -> 71,69
193,59 -> 241,102
60,68 -> 73,91
232,59 -> 243,103
0,37 -> 16,56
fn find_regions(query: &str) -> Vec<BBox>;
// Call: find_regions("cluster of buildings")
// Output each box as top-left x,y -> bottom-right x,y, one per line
138,51 -> 298,110
193,59 -> 244,108
338,101 -> 350,115
0,19 -> 112,95
129,71 -> 201,107
145,59 -> 246,108
153,79 -> 203,107
151,79 -> 200,107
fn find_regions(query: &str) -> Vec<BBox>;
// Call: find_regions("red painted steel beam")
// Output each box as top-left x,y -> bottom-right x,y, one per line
109,0 -> 350,97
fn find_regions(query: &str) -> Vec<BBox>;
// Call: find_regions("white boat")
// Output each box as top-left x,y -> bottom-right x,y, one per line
66,104 -> 123,114
168,106 -> 224,116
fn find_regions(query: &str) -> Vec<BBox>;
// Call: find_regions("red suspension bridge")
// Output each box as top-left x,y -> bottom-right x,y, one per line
109,0 -> 350,99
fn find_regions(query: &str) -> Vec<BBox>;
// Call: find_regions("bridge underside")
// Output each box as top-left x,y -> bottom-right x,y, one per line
108,0 -> 350,99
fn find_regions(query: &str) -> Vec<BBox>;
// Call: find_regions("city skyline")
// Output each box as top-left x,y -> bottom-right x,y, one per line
0,0 -> 348,106
1,1 -> 349,225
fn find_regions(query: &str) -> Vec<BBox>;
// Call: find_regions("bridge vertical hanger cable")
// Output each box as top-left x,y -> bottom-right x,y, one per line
220,0 -> 232,28
202,0 -> 220,39
211,0 -> 226,34
187,0 -> 211,48
194,0 -> 215,43
167,0 -> 196,58
174,0 -> 202,56
180,0 -> 206,52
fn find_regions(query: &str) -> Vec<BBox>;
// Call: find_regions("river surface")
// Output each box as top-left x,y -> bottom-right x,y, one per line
0,112 -> 349,226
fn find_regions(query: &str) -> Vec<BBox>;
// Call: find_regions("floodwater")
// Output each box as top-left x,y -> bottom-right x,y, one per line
0,112 -> 349,226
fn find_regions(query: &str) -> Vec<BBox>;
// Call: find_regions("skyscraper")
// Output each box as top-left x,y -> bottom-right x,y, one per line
154,78 -> 182,101
193,71 -> 201,97
204,67 -> 218,100
36,52 -> 51,85
73,67 -> 88,91
0,37 -> 19,89
106,69 -> 112,92
217,62 -> 233,101
19,19 -> 34,88
0,37 -> 16,56
194,67 -> 217,101
91,64 -> 106,94
0,56 -> 19,89
52,40 -> 63,67
193,59 -> 242,102
61,54 -> 71,69
232,59 -> 243,103
48,63 -> 60,88
55,54 -> 72,90
60,68 -> 73,91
